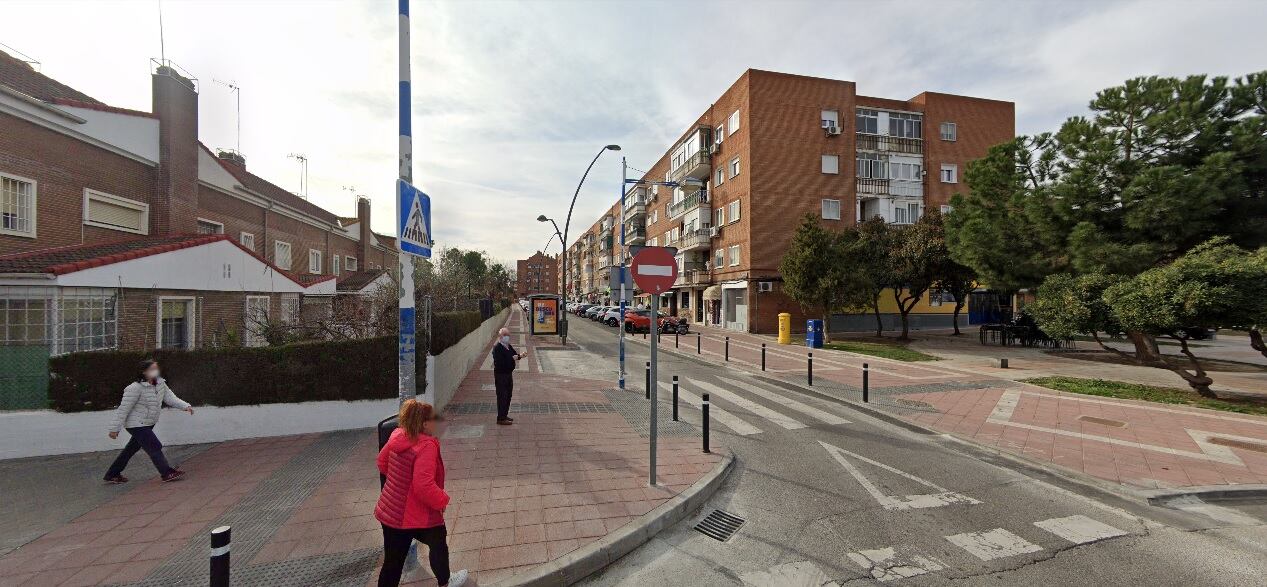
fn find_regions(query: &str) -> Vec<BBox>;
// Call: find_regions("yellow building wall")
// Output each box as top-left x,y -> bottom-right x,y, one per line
872,288 -> 962,314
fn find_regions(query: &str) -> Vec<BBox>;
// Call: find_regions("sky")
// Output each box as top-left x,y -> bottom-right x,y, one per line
2,0 -> 1265,266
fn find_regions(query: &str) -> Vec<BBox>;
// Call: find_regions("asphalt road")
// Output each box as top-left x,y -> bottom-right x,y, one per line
551,316 -> 1267,586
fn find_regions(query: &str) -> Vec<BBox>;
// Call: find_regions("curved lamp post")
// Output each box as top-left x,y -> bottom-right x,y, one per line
547,144 -> 620,344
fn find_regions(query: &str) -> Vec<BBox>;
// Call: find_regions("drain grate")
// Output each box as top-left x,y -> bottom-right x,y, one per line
694,509 -> 746,542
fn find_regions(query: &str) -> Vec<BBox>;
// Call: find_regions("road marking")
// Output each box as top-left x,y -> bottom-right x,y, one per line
668,382 -> 763,436
1033,515 -> 1127,544
690,379 -> 807,430
739,561 -> 840,587
717,376 -> 851,425
818,441 -> 980,511
945,528 -> 1042,561
1154,495 -> 1264,526
846,546 -> 945,582
990,388 -> 1020,421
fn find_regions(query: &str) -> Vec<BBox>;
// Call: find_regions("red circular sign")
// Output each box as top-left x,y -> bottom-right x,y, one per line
630,247 -> 678,294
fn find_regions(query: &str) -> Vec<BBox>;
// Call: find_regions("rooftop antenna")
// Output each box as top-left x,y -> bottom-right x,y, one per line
158,0 -> 166,63
288,153 -> 309,199
0,42 -> 40,71
213,78 -> 241,152
342,186 -> 362,217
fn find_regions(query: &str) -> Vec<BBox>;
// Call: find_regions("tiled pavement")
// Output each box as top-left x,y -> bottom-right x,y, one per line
638,325 -> 1267,492
0,308 -> 720,587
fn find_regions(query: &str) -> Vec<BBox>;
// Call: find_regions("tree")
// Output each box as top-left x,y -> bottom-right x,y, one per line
936,254 -> 977,336
779,214 -> 870,343
888,211 -> 949,341
851,217 -> 895,337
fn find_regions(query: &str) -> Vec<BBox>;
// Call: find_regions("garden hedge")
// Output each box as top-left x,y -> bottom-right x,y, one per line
429,310 -> 483,355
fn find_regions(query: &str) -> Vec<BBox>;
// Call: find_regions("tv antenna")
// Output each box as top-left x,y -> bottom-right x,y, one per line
342,186 -> 363,216
212,78 -> 241,152
288,153 -> 309,199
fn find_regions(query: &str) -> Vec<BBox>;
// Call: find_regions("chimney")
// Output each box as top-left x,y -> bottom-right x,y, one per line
216,149 -> 246,169
152,62 -> 200,235
358,197 -> 372,268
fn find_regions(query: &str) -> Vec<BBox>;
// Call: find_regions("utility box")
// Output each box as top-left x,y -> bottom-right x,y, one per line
806,319 -> 824,348
778,313 -> 792,345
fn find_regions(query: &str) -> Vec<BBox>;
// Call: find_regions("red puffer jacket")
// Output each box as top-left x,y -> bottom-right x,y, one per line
374,428 -> 449,529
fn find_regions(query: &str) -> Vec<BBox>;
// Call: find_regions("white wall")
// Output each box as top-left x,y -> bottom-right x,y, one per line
429,307 -> 510,411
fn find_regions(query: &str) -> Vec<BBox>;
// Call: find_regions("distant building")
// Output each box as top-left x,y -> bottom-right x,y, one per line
516,251 -> 558,298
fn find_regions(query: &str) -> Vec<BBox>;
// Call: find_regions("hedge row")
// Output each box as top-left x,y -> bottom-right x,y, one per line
48,337 -> 405,413
429,310 -> 484,355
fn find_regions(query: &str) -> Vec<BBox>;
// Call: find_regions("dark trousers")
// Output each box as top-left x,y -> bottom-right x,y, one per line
494,372 -> 513,421
105,426 -> 173,477
378,524 -> 449,587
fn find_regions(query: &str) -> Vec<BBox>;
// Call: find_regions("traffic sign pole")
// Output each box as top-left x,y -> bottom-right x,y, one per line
649,288 -> 658,487
630,245 -> 677,489
397,0 -> 416,405
618,158 -> 627,391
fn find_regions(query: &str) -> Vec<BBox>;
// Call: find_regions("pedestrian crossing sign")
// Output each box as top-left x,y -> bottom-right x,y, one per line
396,179 -> 432,258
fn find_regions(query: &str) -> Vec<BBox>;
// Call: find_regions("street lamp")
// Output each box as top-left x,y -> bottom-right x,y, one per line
556,144 -> 621,345
537,214 -> 564,297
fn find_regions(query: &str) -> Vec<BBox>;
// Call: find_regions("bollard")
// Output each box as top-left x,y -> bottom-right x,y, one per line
863,362 -> 869,403
725,337 -> 730,362
998,358 -> 1009,369
761,343 -> 767,371
697,333 -> 701,354
676,331 -> 680,348
672,376 -> 679,422
645,361 -> 651,399
210,526 -> 231,587
702,393 -> 711,454
808,352 -> 813,386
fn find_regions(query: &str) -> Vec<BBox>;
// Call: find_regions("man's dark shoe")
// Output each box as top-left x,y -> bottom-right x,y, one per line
497,419 -> 513,426
161,470 -> 186,482
507,417 -> 514,422
103,474 -> 128,484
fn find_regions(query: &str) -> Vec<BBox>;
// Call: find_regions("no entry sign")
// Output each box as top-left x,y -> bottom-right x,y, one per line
630,246 -> 678,294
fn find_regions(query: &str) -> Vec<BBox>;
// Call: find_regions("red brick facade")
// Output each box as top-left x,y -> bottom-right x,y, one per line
516,251 -> 558,297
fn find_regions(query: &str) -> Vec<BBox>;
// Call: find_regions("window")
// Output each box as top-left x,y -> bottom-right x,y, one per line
940,164 -> 958,183
274,241 -> 292,270
240,232 -> 255,251
681,291 -> 690,309
889,161 -> 922,181
728,200 -> 741,223
714,206 -> 725,226
650,237 -> 658,247
728,109 -> 740,135
157,297 -> 195,350
822,199 -> 841,220
196,218 -> 224,234
83,189 -> 148,234
244,295 -> 270,347
821,109 -> 839,129
715,248 -> 724,269
889,112 -> 922,138
856,108 -> 879,134
821,155 -> 840,175
281,295 -> 301,325
651,210 -> 658,224
715,125 -> 724,143
729,157 -> 740,178
715,167 -> 724,186
894,202 -> 921,224
1,173 -> 36,237
728,245 -> 741,266
346,256 -> 358,271
332,255 -> 341,276
940,122 -> 957,141
857,152 -> 887,179
940,204 -> 953,214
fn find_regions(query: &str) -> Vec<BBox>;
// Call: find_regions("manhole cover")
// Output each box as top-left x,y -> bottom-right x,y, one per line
1077,415 -> 1127,428
894,398 -> 933,409
694,509 -> 745,542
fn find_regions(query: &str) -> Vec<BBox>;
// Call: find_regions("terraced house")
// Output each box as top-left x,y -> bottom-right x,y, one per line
564,69 -> 1013,333
0,50 -> 398,408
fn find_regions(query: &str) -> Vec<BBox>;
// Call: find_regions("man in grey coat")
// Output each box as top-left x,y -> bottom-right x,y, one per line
103,359 -> 194,483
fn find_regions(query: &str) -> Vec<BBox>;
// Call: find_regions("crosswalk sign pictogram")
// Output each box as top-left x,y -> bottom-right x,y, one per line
396,179 -> 432,257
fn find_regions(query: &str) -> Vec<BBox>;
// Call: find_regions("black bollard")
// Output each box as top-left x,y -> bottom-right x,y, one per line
697,333 -> 701,354
761,343 -> 766,371
645,361 -> 651,399
210,526 -> 231,587
672,376 -> 679,422
725,337 -> 730,362
676,331 -> 680,348
863,362 -> 869,403
808,352 -> 813,386
702,393 -> 711,454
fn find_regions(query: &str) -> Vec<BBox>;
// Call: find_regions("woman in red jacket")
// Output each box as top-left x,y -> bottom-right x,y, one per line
375,399 -> 469,587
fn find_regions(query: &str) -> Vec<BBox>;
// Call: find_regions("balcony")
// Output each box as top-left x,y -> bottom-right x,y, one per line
669,190 -> 710,219
669,150 -> 711,184
626,223 -> 646,244
599,234 -> 614,252
857,178 -> 923,199
856,178 -> 890,197
624,189 -> 647,217
668,127 -> 713,184
596,256 -> 613,270
856,134 -> 924,155
677,228 -> 711,252
673,262 -> 708,287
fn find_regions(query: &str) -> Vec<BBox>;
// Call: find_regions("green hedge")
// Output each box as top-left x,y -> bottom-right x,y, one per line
429,310 -> 484,355
48,337 -> 406,413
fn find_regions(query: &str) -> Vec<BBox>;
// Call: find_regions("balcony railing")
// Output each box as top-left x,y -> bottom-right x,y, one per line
624,191 -> 647,216
856,177 -> 924,198
597,256 -> 613,270
856,178 -> 891,196
668,150 -> 711,184
855,134 -> 923,155
677,228 -> 711,252
673,263 -> 708,286
626,224 -> 646,243
669,190 -> 709,219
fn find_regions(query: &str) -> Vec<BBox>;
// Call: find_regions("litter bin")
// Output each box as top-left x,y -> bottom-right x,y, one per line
377,414 -> 399,487
806,319 -> 824,349
778,313 -> 792,345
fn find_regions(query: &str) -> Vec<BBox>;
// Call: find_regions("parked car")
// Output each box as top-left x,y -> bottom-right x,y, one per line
573,303 -> 594,316
586,305 -> 610,320
602,307 -> 624,326
623,309 -> 679,334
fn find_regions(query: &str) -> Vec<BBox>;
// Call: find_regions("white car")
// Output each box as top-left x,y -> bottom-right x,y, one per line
601,307 -> 625,326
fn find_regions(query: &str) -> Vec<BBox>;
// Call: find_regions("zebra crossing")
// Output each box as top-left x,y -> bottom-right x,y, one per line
645,375 -> 852,437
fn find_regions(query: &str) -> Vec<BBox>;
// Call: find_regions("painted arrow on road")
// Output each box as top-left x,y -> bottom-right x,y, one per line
818,441 -> 980,511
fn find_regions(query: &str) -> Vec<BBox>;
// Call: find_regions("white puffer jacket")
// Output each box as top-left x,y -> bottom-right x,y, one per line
108,378 -> 191,433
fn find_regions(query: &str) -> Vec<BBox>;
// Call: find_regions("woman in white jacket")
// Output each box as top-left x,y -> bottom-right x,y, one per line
103,359 -> 194,484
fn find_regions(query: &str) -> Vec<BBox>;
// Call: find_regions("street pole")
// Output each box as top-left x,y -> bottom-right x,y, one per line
649,290 -> 659,486
618,157 -> 627,390
397,0 -> 417,404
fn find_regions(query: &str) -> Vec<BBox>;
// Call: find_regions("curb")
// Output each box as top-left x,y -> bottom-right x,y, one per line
1142,485 -> 1267,505
489,452 -> 736,587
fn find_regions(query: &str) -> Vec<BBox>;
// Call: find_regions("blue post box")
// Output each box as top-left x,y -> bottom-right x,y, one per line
806,319 -> 824,348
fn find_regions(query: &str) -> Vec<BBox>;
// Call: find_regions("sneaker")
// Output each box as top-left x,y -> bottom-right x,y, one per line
445,569 -> 470,587
496,419 -> 512,426
161,470 -> 186,482
103,474 -> 128,484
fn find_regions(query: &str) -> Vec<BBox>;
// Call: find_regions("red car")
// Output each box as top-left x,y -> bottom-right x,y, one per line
623,309 -> 679,334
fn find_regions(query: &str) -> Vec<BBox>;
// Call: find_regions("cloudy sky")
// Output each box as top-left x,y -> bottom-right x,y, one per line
3,0 -> 1265,264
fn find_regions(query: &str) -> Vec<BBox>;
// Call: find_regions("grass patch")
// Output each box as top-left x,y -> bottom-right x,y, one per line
1021,376 -> 1267,416
820,340 -> 940,362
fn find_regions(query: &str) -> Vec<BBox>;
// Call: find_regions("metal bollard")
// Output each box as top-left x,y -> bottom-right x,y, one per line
672,376 -> 679,422
697,333 -> 701,354
725,337 -> 730,362
702,393 -> 711,453
645,361 -> 651,399
761,343 -> 766,371
863,362 -> 869,403
210,526 -> 231,587
676,331 -> 680,348
808,352 -> 813,386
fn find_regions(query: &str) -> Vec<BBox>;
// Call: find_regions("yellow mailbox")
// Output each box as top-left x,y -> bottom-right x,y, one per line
778,313 -> 792,344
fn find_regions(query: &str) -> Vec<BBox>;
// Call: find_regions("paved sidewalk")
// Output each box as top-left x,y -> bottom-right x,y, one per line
630,325 -> 1267,493
0,308 -> 722,587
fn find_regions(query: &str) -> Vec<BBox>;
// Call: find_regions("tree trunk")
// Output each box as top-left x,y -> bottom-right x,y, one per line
1172,336 -> 1218,398
1126,331 -> 1163,364
1250,328 -> 1266,359
952,300 -> 966,336
871,299 -> 883,338
899,309 -> 911,341
1093,332 -> 1218,399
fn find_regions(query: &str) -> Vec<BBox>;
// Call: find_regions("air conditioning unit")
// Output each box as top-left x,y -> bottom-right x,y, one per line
709,143 -> 721,155
758,281 -> 773,292
824,124 -> 841,136
709,226 -> 721,238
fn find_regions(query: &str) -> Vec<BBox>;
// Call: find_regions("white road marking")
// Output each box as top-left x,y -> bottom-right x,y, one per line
690,379 -> 807,430
990,388 -> 1020,421
818,441 -> 980,511
668,382 -> 763,436
1033,515 -> 1128,545
846,546 -> 946,582
717,376 -> 851,425
1156,495 -> 1264,526
739,561 -> 840,587
945,528 -> 1043,561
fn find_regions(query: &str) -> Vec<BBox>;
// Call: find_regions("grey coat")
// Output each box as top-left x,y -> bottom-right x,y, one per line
109,378 -> 190,433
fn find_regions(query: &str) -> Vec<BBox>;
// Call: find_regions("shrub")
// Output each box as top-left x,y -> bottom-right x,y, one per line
428,310 -> 483,354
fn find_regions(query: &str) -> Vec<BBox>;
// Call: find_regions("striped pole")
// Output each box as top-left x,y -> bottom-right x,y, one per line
209,526 -> 230,587
397,0 -> 417,403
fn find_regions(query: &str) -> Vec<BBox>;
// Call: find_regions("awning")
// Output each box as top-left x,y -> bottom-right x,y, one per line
703,285 -> 722,301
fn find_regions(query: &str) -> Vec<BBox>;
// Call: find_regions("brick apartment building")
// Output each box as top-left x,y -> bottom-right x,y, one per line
0,49 -> 399,406
515,251 -> 558,298
563,69 -> 1013,333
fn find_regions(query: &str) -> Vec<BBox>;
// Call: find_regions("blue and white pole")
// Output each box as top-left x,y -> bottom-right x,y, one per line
397,0 -> 417,403
618,158 -> 627,390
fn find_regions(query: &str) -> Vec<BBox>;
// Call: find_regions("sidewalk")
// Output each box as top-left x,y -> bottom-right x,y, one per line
629,326 -> 1267,493
0,308 -> 724,587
